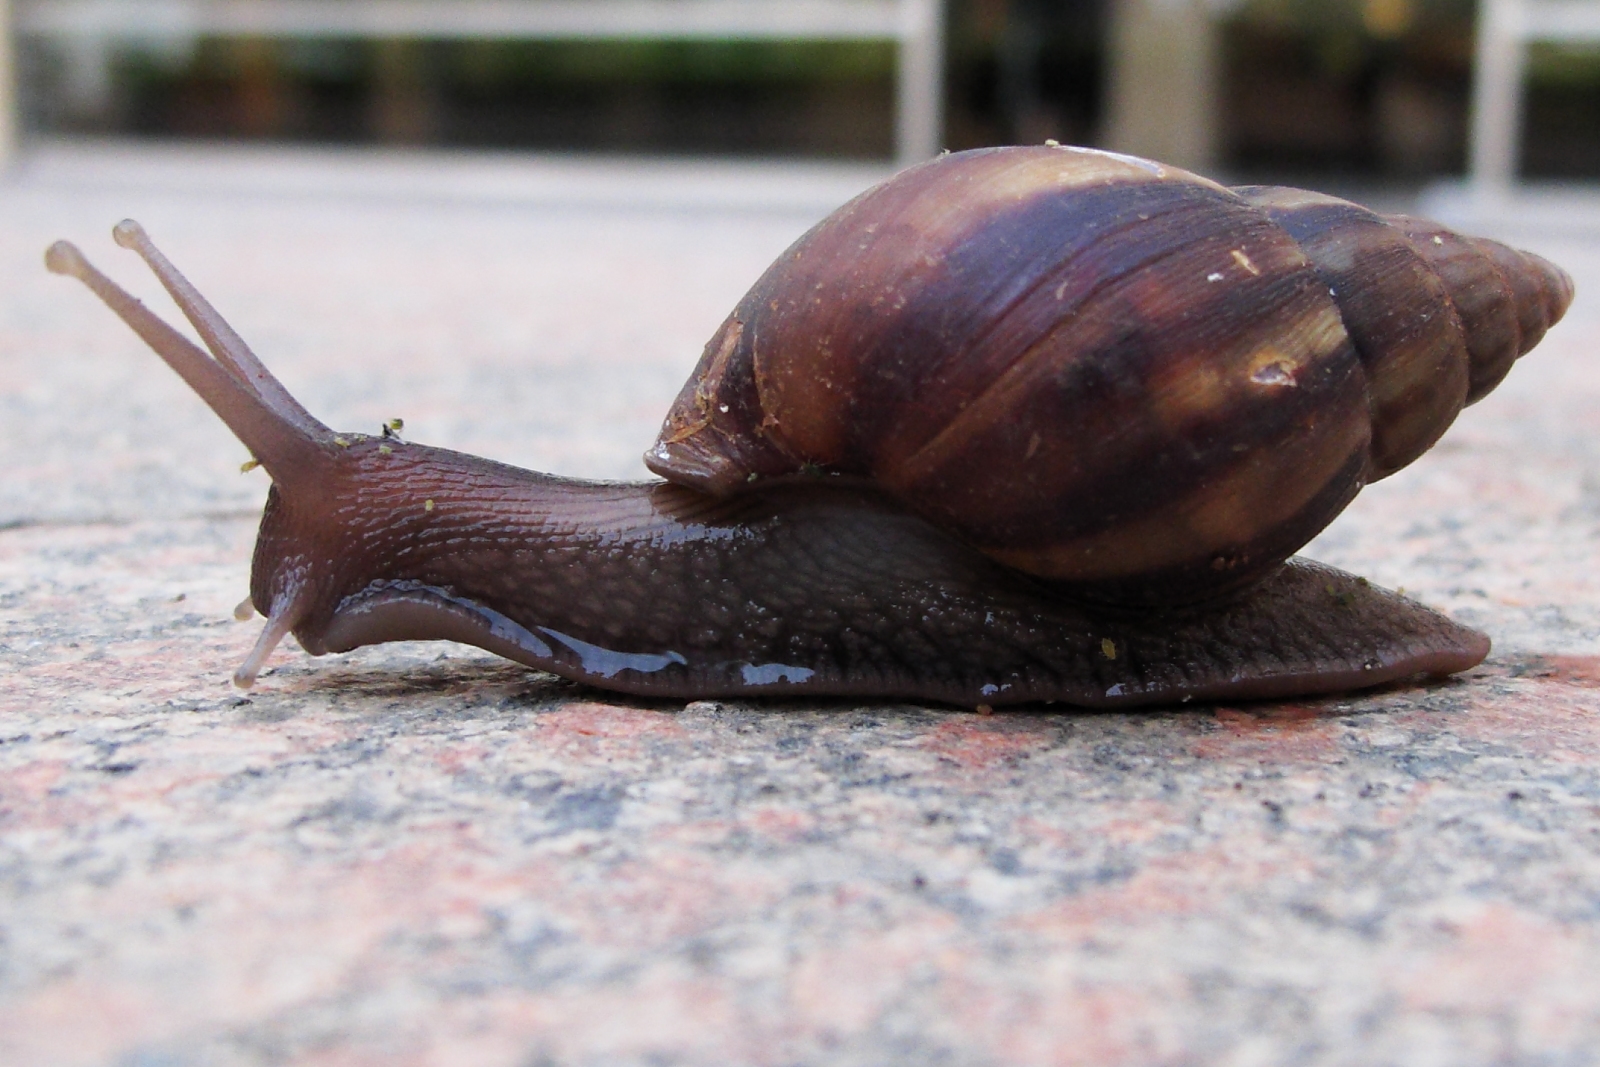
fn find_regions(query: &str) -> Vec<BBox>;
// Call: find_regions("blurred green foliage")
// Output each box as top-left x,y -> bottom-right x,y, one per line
1528,41 -> 1600,87
447,38 -> 895,84
149,35 -> 897,85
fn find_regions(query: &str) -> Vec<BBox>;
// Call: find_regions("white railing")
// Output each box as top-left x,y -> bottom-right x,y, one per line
3,0 -> 944,166
1471,0 -> 1600,194
0,0 -> 13,163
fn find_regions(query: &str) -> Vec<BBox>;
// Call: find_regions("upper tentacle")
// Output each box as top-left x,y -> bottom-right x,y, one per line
46,227 -> 335,499
111,220 -> 327,437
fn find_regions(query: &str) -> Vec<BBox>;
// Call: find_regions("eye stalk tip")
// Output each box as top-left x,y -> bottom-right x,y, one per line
112,219 -> 148,250
44,240 -> 88,279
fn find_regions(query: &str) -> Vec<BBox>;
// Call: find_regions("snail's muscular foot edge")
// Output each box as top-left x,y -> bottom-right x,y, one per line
1079,558 -> 1488,709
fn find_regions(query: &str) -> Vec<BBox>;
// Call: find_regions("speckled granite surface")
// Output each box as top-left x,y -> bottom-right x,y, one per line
1,143 -> 1598,1067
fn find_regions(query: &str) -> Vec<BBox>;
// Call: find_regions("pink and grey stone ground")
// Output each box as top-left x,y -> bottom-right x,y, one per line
2,143 -> 1598,1066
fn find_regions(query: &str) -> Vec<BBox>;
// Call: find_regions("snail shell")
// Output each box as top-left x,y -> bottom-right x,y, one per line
648,146 -> 1573,608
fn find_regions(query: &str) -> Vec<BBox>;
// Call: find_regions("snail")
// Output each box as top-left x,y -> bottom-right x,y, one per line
45,145 -> 1572,708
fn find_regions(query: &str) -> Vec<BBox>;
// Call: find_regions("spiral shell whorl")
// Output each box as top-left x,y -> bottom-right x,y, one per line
648,146 -> 1570,608
1239,184 -> 1574,476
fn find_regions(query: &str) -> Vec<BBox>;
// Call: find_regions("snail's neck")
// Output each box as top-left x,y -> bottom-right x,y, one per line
249,437 -> 847,641
251,437 -> 667,597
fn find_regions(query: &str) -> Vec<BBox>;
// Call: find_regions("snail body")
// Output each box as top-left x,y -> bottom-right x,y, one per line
46,146 -> 1572,707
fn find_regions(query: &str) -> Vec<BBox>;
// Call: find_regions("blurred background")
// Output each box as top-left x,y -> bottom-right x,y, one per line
3,0 -> 1598,184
